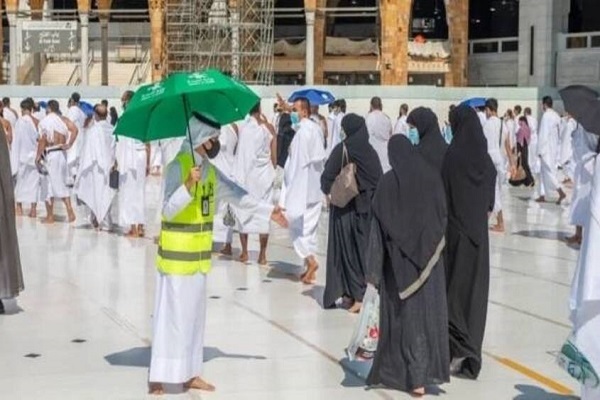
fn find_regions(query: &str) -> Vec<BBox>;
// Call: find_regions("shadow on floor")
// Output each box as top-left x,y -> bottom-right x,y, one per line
513,384 -> 580,399
266,261 -> 303,283
513,230 -> 572,241
104,346 -> 267,368
301,285 -> 325,308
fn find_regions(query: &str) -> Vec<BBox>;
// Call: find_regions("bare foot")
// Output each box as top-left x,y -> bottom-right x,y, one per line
138,226 -> 145,237
301,261 -> 319,284
348,301 -> 362,314
411,387 -> 426,397
565,235 -> 582,245
535,196 -> 546,203
220,244 -> 233,256
184,377 -> 215,392
28,209 -> 37,218
258,253 -> 268,266
41,216 -> 55,224
148,382 -> 164,395
67,212 -> 76,223
490,224 -> 505,233
125,230 -> 138,238
238,252 -> 249,263
15,206 -> 23,216
556,191 -> 567,205
91,216 -> 99,229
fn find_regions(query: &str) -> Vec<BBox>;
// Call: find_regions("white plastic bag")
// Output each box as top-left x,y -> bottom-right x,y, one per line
347,284 -> 380,361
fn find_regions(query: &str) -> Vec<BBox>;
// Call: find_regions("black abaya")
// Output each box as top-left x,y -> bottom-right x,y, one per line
443,105 -> 497,379
366,135 -> 450,393
408,107 -> 448,172
321,114 -> 382,308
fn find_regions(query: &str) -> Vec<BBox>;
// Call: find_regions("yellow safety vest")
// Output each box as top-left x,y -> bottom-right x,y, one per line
156,153 -> 217,275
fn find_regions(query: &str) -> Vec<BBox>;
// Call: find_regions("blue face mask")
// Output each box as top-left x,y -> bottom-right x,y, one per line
408,127 -> 420,145
340,128 -> 347,141
290,112 -> 300,126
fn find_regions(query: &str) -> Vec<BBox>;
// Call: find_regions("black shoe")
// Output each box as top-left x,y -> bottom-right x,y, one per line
0,300 -> 5,314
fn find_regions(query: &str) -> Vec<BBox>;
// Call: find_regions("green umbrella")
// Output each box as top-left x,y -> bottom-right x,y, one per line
114,69 -> 260,143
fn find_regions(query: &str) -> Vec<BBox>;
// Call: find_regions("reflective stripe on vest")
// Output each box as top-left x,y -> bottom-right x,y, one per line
156,153 -> 217,275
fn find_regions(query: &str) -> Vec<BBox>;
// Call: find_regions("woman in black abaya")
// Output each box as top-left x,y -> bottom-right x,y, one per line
366,135 -> 449,395
443,105 -> 497,379
407,107 -> 448,172
321,114 -> 383,312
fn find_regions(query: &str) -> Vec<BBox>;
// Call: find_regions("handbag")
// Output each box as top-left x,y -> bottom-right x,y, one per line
509,152 -> 527,183
330,144 -> 359,208
346,284 -> 380,361
109,168 -> 119,190
223,204 -> 236,227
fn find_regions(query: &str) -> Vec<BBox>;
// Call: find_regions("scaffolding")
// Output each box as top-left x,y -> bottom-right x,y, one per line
165,0 -> 274,85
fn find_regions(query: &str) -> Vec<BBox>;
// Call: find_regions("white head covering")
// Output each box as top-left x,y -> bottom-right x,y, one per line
179,117 -> 220,164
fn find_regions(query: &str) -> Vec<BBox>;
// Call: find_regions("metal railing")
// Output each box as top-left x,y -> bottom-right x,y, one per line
129,48 -> 151,85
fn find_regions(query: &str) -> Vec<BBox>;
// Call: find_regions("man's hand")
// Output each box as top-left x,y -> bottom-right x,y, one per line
185,166 -> 201,192
270,205 -> 288,228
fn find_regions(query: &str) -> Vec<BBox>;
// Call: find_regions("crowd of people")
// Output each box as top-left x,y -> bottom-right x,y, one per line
0,89 -> 598,398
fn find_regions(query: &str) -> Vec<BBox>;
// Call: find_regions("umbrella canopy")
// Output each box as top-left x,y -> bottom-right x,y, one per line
114,69 -> 260,142
460,97 -> 487,108
288,88 -> 335,106
79,101 -> 95,117
559,85 -> 600,136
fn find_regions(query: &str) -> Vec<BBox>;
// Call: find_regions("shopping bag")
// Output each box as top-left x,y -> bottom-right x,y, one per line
556,333 -> 600,389
346,284 -> 380,361
223,204 -> 236,227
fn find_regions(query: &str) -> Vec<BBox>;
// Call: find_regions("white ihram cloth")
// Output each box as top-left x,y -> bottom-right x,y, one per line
526,115 -> 540,175
279,118 -> 325,260
116,137 -> 146,226
569,127 -> 599,226
327,112 -> 344,158
506,118 -> 517,152
484,116 -> 509,214
393,115 -> 409,136
65,105 -> 87,170
477,110 -> 487,127
75,120 -> 116,223
3,108 -> 17,131
149,150 -> 273,385
537,108 -> 563,195
232,117 -> 275,234
560,117 -> 577,178
570,154 -> 600,400
13,115 -> 40,203
366,110 -> 393,172
39,113 -> 70,199
211,124 -> 239,243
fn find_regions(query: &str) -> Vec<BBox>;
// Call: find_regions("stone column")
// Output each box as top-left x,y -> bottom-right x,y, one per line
445,0 -> 469,87
0,0 -> 3,83
313,0 -> 326,84
148,0 -> 165,82
77,0 -> 90,85
305,7 -> 315,85
517,0 -> 569,87
97,0 -> 112,86
29,0 -> 44,85
379,0 -> 410,85
6,0 -> 18,84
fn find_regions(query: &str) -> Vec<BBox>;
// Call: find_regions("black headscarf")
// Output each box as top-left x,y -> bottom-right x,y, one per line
372,135 -> 447,271
276,113 -> 295,168
442,105 -> 496,244
321,113 -> 383,197
407,107 -> 448,172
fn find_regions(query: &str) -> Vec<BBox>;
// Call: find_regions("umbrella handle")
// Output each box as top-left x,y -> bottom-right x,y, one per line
183,95 -> 199,196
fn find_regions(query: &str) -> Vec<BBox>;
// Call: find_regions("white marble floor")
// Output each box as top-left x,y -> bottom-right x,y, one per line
1,176 -> 583,399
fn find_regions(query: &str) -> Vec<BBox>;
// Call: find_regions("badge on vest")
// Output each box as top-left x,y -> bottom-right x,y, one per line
201,182 -> 214,217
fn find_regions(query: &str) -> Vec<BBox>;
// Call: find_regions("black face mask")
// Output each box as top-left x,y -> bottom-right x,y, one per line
203,138 -> 221,159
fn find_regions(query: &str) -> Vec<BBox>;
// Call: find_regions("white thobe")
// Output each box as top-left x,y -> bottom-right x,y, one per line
393,115 -> 409,136
65,105 -> 87,171
3,108 -> 17,132
39,113 -> 70,200
484,116 -> 509,214
328,112 -> 344,157
366,110 -> 393,172
116,137 -> 147,226
211,125 -> 239,243
537,109 -> 563,194
279,118 -> 325,260
13,115 -> 40,204
506,118 -> 517,152
477,111 -> 487,127
569,127 -> 598,226
149,157 -> 273,384
232,117 -> 275,234
569,154 -> 600,400
75,120 -> 116,224
526,115 -> 540,176
560,117 -> 577,178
